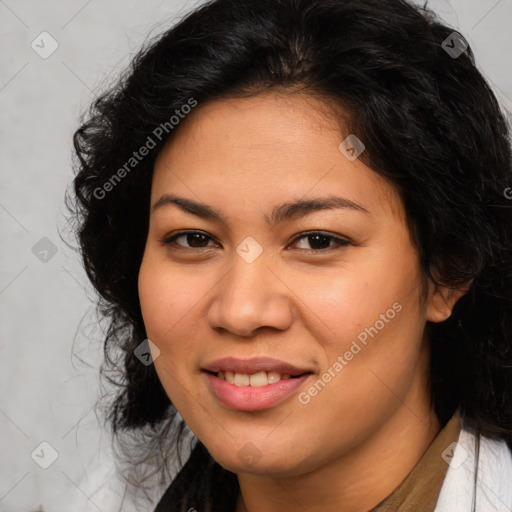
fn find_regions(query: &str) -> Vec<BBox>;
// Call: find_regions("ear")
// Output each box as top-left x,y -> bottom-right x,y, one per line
426,281 -> 472,323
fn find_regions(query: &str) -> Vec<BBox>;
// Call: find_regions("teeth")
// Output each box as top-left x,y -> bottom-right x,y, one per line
249,371 -> 268,387
234,373 -> 250,386
267,371 -> 281,384
217,370 -> 294,386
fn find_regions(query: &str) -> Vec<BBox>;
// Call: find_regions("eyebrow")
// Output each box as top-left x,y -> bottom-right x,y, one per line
152,194 -> 370,226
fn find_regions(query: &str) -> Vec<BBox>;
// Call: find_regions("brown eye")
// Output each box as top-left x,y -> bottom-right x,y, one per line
160,230 -> 350,253
161,231 -> 217,249
290,231 -> 351,252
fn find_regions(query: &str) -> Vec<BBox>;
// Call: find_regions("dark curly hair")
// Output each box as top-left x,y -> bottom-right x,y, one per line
67,0 -> 512,510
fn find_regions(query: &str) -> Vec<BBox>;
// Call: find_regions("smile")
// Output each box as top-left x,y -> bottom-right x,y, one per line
202,356 -> 314,411
215,370 -> 293,386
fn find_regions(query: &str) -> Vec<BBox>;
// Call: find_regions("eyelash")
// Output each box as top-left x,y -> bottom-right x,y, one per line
159,230 -> 351,253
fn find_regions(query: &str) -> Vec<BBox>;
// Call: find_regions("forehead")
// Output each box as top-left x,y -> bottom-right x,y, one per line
151,93 -> 405,223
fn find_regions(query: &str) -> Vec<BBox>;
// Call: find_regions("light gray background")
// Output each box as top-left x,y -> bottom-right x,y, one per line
1,0 -> 511,511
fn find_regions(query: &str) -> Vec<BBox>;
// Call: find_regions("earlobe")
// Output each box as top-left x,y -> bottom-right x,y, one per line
426,282 -> 471,323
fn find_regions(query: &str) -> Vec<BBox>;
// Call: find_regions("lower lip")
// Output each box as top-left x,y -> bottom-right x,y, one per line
204,372 -> 311,411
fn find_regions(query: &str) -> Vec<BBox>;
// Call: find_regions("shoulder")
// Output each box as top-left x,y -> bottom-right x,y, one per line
435,426 -> 512,512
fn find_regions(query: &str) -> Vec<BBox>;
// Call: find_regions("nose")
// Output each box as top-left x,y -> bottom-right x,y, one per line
207,254 -> 294,337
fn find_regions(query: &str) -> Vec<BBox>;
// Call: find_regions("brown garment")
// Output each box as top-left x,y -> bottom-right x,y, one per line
369,410 -> 462,512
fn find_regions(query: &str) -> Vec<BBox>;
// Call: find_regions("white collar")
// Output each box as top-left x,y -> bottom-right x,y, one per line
434,427 -> 512,511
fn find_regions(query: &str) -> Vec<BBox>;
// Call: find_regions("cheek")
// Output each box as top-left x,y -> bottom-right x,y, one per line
296,298 -> 426,453
316,249 -> 422,352
316,298 -> 422,397
314,245 -> 427,396
137,258 -> 194,390
138,257 -> 201,410
138,255 -> 201,341
138,269 -> 169,342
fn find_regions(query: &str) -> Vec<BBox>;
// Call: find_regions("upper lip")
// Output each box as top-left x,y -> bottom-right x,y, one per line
202,357 -> 312,376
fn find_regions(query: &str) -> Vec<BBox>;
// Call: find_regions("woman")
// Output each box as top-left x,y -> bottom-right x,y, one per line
69,0 -> 512,510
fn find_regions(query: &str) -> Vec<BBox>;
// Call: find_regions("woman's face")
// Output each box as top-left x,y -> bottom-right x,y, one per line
138,93 -> 444,476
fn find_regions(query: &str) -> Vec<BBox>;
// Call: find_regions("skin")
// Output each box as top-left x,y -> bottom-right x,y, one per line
138,92 -> 466,512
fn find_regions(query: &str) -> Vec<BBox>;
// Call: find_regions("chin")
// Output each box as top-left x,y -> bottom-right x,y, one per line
206,443 -> 309,477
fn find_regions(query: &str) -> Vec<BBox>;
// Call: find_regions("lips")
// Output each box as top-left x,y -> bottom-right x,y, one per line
202,357 -> 313,411
202,356 -> 311,376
